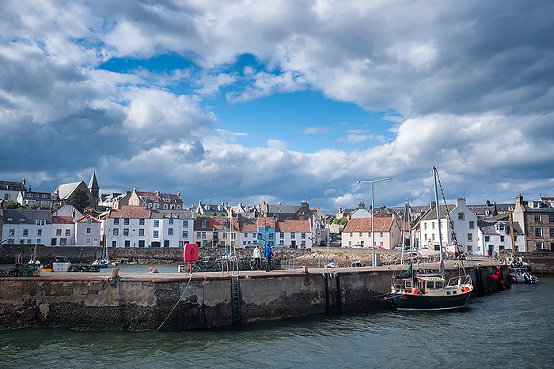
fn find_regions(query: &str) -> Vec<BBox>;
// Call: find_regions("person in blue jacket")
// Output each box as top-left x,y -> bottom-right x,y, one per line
264,243 -> 273,272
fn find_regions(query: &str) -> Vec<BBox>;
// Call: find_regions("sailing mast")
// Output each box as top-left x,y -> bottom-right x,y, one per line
433,166 -> 445,277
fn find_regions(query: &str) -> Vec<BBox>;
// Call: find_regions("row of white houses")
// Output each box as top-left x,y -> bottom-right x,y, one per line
341,198 -> 527,256
1,205 -> 319,249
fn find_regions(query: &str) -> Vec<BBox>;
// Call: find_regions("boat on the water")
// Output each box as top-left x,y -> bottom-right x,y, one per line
388,166 -> 473,311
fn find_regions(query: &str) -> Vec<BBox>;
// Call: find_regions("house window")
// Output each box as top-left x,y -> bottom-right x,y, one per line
168,228 -> 173,236
123,229 -> 129,236
56,229 -> 62,236
183,220 -> 188,227
23,229 -> 28,236
500,235 -> 504,242
269,233 -> 273,239
85,238 -> 91,245
468,233 -> 473,242
153,231 -> 159,238
432,222 -> 435,230
469,221 -> 474,229
139,240 -> 145,247
458,212 -> 464,220
37,229 -> 42,236
550,214 -> 554,223
113,229 -> 119,236
164,204 -> 168,209
196,232 -> 201,238
280,232 -> 284,239
112,241 -> 116,247
87,219 -> 92,225
65,229 -> 70,236
424,223 -> 427,230
301,233 -> 306,239
550,228 -> 554,237
182,231 -> 188,238
114,218 -> 120,225
87,227 -> 92,234
359,232 -> 362,236
535,214 -> 541,222
291,233 -> 295,239
124,218 -> 129,225
169,218 -> 173,225
202,232 -> 206,239
154,220 -> 159,227
535,228 -> 542,237
536,242 -> 542,250
125,240 -> 130,248
139,219 -> 145,225
484,235 -> 490,242
9,229 -> 15,237
139,229 -> 144,236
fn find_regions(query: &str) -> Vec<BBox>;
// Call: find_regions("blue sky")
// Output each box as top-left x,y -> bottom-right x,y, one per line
1,0 -> 553,213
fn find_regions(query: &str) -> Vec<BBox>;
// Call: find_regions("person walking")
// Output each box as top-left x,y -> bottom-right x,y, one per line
264,243 -> 273,272
253,245 -> 262,270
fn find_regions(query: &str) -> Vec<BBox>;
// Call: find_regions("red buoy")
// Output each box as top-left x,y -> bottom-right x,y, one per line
496,266 -> 500,272
499,280 -> 505,286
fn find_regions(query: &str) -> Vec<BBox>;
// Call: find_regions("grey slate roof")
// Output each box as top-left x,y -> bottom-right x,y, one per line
478,218 -> 524,235
3,209 -> 52,224
150,209 -> 194,219
420,205 -> 457,221
54,181 -> 84,200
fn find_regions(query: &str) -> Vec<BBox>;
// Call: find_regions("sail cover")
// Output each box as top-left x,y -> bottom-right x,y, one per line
395,263 -> 412,279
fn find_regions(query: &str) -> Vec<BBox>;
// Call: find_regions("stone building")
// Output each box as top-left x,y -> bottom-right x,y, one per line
513,194 -> 554,251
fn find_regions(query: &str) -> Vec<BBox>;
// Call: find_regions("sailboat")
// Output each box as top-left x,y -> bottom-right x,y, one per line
388,166 -> 473,311
93,244 -> 109,268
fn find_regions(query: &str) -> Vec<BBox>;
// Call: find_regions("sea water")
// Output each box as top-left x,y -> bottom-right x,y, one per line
1,277 -> 552,368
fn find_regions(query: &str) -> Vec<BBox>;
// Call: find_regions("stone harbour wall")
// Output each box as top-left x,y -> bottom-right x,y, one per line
0,265 -> 505,331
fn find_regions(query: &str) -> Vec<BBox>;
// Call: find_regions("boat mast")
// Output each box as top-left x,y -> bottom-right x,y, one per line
509,209 -> 516,260
433,166 -> 445,277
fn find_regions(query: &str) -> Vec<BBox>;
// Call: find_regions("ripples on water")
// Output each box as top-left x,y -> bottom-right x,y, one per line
1,278 -> 553,369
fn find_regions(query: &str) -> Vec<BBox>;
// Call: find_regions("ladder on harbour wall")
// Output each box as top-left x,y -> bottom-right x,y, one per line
323,272 -> 342,315
231,277 -> 241,324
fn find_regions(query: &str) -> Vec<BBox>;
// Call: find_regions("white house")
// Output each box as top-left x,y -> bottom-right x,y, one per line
2,209 -> 51,246
476,217 -> 526,255
51,216 -> 75,245
418,198 -> 478,255
275,219 -> 313,248
341,216 -> 401,249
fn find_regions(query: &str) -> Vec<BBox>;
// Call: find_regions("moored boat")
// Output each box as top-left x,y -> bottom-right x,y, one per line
388,166 -> 474,311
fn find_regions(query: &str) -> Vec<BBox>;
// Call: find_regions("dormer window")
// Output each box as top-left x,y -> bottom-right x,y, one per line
19,218 -> 25,222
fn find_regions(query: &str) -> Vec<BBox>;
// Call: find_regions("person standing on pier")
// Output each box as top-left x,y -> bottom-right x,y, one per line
253,245 -> 262,270
264,243 -> 273,272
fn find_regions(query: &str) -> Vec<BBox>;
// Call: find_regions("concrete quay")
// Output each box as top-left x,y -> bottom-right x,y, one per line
0,263 -> 508,331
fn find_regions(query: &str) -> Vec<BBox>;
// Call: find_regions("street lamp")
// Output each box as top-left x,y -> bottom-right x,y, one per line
357,177 -> 391,266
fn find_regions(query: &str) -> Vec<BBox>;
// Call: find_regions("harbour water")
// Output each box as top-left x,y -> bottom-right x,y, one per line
1,277 -> 552,368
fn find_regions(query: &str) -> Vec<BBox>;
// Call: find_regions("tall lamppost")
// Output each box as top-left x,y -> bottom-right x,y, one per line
357,177 -> 391,266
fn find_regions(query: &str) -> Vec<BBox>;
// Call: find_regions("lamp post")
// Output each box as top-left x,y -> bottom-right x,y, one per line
357,177 -> 391,266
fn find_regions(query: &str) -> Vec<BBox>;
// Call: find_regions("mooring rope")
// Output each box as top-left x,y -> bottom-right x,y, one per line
157,273 -> 194,331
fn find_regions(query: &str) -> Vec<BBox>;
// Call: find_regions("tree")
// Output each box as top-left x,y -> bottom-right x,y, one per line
2,201 -> 22,209
69,189 -> 90,213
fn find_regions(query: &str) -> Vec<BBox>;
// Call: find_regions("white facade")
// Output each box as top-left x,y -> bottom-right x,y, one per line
51,217 -> 75,245
419,198 -> 478,255
476,221 -> 526,255
2,210 -> 51,246
102,209 -> 194,248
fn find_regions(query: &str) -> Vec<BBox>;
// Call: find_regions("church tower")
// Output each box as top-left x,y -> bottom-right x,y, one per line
88,172 -> 100,204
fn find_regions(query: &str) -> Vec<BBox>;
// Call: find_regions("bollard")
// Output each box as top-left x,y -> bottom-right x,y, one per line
111,268 -> 119,277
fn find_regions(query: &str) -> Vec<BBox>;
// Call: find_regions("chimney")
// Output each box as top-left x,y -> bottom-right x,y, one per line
359,202 -> 366,209
456,197 -> 466,207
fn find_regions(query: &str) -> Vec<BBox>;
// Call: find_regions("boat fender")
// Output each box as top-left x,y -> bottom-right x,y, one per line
496,266 -> 500,272
511,277 -> 517,283
490,274 -> 498,280
463,286 -> 470,292
495,271 -> 500,276
412,287 -> 419,294
499,280 -> 505,286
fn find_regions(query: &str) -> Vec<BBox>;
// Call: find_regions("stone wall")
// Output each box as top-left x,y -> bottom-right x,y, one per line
0,265 -> 504,331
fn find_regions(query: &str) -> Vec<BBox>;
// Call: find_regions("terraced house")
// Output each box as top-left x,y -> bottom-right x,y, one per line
513,195 -> 554,251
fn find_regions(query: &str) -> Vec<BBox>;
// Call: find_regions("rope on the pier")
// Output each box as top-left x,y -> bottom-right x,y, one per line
157,273 -> 194,330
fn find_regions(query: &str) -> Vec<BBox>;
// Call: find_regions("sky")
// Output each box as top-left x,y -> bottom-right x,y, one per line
1,0 -> 553,213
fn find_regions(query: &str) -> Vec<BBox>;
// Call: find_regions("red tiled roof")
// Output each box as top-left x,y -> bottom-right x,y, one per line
257,217 -> 276,228
52,216 -> 74,224
343,218 -> 394,232
76,214 -> 101,223
136,191 -> 182,203
194,217 -> 239,231
276,219 -> 311,233
240,221 -> 257,232
109,206 -> 150,219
